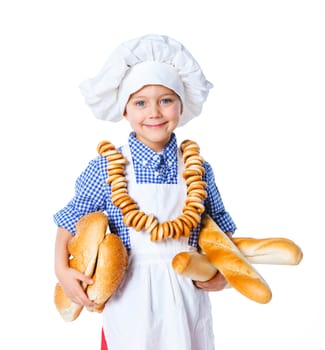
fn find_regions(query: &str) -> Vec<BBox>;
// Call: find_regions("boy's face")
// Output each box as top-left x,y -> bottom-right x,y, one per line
123,84 -> 183,152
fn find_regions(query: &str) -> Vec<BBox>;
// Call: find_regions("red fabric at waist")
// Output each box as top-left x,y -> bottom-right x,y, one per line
101,328 -> 108,350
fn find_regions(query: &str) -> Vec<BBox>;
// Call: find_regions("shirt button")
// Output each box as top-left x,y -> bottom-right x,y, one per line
154,171 -> 159,177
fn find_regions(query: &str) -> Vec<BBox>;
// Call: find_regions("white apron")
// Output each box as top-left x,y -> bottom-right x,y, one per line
102,144 -> 215,350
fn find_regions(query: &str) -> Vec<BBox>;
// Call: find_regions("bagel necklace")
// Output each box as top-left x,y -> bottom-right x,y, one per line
97,139 -> 207,241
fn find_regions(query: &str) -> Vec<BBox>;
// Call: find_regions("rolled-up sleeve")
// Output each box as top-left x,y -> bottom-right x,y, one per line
53,157 -> 108,234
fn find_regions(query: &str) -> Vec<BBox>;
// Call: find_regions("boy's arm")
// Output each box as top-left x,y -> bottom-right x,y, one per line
55,227 -> 95,307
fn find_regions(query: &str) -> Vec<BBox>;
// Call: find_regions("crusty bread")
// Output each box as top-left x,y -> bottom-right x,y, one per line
68,212 -> 108,277
232,237 -> 303,265
54,212 -> 128,321
198,214 -> 272,304
172,236 -> 303,286
87,233 -> 128,312
172,251 -> 217,282
54,283 -> 83,322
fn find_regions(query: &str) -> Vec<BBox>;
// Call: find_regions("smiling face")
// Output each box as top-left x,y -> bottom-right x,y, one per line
123,85 -> 183,152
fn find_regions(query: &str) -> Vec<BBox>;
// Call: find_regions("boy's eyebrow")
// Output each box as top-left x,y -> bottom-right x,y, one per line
130,94 -> 146,99
131,92 -> 177,99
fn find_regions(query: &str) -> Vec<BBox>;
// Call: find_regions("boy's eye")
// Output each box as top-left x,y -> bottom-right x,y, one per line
161,98 -> 172,104
135,100 -> 145,107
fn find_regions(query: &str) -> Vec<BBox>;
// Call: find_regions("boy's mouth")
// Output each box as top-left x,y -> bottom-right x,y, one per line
144,122 -> 166,128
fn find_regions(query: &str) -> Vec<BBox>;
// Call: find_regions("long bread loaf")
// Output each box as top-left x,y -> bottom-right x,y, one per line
54,212 -> 128,321
198,214 -> 272,304
172,234 -> 302,283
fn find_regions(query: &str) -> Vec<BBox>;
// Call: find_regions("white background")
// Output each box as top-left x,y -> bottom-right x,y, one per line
1,0 -> 324,349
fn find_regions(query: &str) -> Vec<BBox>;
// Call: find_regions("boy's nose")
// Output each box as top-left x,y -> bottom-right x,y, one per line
149,104 -> 162,118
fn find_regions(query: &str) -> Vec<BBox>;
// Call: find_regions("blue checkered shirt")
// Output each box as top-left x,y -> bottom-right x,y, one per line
53,132 -> 237,250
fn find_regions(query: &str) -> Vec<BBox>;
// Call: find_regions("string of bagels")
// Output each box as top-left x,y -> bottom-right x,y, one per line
54,140 -> 303,321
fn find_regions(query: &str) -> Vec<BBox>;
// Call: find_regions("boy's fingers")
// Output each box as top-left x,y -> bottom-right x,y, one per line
82,276 -> 94,285
73,270 -> 93,286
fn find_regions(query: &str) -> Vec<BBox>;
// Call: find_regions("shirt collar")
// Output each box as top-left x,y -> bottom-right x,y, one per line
128,132 -> 178,169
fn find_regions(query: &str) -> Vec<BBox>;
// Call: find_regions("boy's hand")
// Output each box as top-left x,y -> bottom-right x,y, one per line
57,267 -> 95,308
194,271 -> 228,292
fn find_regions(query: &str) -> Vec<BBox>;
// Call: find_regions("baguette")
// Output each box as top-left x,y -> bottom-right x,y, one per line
198,214 -> 272,304
172,236 -> 303,284
68,211 -> 108,277
54,212 -> 128,321
54,283 -> 84,322
172,251 -> 218,282
54,212 -> 107,321
232,237 -> 303,265
87,233 -> 128,312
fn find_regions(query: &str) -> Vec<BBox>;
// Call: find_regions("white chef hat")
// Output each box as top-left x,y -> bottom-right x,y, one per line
79,34 -> 213,127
